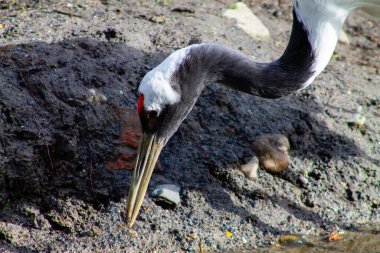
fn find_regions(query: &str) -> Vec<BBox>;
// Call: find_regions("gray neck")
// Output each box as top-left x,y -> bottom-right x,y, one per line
173,9 -> 326,99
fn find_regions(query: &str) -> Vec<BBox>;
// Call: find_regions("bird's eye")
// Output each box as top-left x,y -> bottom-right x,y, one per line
147,110 -> 158,119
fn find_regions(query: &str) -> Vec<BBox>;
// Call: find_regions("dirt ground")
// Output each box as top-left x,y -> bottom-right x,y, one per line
0,0 -> 379,252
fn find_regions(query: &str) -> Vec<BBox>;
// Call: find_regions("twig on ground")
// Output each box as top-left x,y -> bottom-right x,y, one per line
52,9 -> 82,18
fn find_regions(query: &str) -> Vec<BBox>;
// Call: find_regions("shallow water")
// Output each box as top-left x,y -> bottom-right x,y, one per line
231,230 -> 380,253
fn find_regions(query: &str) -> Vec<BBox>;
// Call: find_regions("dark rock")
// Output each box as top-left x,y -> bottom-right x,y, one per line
171,6 -> 195,13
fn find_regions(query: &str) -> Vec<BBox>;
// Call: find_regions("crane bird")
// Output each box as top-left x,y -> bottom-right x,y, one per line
126,0 -> 380,227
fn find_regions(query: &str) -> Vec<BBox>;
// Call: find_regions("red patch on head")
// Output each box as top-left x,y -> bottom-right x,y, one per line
137,95 -> 144,115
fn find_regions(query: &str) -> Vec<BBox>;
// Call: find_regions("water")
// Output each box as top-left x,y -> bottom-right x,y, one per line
230,228 -> 380,253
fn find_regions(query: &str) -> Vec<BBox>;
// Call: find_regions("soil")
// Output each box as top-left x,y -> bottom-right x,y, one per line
0,0 -> 379,252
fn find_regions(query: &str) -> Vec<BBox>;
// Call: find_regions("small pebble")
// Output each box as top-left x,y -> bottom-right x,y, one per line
151,184 -> 181,207
188,232 -> 198,240
278,234 -> 307,247
91,226 -> 101,237
87,88 -> 108,104
347,113 -> 366,128
240,155 -> 259,180
338,30 -> 350,44
128,229 -> 138,239
299,175 -> 309,187
150,15 -> 166,23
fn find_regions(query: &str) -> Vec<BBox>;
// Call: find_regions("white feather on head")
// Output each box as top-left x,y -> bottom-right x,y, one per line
138,45 -> 198,114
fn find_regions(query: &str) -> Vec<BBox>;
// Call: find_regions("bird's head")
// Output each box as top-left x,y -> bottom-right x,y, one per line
137,64 -> 182,142
125,47 -> 201,227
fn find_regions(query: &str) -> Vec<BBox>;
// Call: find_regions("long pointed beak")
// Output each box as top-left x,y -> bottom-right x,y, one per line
125,132 -> 163,228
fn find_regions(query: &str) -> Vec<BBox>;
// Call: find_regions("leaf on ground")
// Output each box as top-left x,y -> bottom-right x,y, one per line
328,231 -> 343,241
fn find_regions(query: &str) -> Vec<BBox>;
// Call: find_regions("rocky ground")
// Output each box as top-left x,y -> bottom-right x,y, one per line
0,0 -> 379,252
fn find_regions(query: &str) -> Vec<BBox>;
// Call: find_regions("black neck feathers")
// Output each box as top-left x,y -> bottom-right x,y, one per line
174,10 -> 315,99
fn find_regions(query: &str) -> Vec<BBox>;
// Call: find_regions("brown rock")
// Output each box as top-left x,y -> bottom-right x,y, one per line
149,15 -> 166,23
252,134 -> 290,174
188,232 -> 198,240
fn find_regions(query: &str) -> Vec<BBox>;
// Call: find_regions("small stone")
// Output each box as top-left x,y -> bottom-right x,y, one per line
188,232 -> 198,240
139,213 -> 148,221
347,113 -> 366,128
303,197 -> 315,208
151,184 -> 181,208
89,88 -> 96,95
150,15 -> 166,23
128,229 -> 138,239
87,88 -> 108,104
223,2 -> 270,41
240,155 -> 259,180
91,226 -> 101,237
298,175 -> 309,187
98,93 -> 108,103
252,134 -> 290,174
338,30 -> 350,44
278,234 -> 307,247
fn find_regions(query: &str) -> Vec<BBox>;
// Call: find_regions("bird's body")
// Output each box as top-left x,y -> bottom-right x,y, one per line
126,0 -> 380,227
